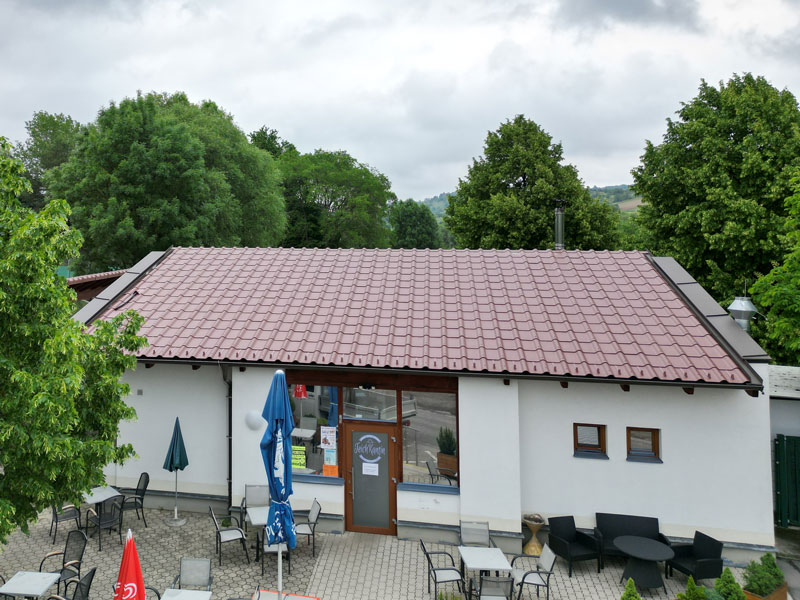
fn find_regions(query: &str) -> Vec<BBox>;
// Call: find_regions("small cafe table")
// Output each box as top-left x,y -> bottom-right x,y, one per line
0,571 -> 60,599
615,535 -> 675,594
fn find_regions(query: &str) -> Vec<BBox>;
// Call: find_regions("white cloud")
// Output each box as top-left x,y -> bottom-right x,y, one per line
1,0 -> 798,200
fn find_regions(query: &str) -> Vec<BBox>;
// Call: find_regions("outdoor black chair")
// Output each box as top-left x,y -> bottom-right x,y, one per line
666,530 -> 723,582
547,515 -> 600,576
39,529 -> 88,594
426,461 -> 457,486
50,504 -> 81,544
172,557 -> 213,590
295,498 -> 321,557
419,540 -> 464,599
85,494 -> 124,551
209,506 -> 250,566
510,544 -> 556,600
239,484 -> 269,533
46,567 -> 96,600
121,472 -> 150,528
460,520 -> 494,547
261,535 -> 290,576
472,575 -> 514,600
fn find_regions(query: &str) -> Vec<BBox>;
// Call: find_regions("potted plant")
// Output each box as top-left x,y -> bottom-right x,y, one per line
436,426 -> 458,475
742,554 -> 787,600
715,567 -> 746,600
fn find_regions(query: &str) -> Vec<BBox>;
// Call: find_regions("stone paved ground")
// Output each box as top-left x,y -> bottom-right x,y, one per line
1,507 -> 748,600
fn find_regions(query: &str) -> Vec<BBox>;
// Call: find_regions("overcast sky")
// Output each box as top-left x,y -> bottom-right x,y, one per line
1,0 -> 799,201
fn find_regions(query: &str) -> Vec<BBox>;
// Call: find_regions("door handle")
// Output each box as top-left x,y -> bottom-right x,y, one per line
391,477 -> 397,484
348,469 -> 355,499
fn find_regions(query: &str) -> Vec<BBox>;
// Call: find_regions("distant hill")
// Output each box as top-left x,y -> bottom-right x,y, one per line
422,192 -> 452,220
588,184 -> 641,211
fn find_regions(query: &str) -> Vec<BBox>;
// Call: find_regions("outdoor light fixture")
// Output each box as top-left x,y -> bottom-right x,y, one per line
245,410 -> 262,430
727,296 -> 758,332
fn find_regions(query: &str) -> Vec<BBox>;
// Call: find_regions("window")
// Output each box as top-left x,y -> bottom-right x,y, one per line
402,391 -> 459,487
573,423 -> 607,459
627,427 -> 661,463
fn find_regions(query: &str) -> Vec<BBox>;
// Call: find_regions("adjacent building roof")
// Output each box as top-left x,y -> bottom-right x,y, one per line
77,247 -> 764,388
770,365 -> 800,400
66,269 -> 127,301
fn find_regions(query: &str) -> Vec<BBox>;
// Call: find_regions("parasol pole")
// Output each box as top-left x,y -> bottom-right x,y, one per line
277,549 -> 283,600
174,470 -> 178,520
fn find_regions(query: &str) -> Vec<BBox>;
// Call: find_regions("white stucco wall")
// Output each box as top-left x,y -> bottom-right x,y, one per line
458,377 -> 522,534
107,363 -> 228,495
397,488 -> 460,526
518,368 -> 774,546
230,366 -> 344,517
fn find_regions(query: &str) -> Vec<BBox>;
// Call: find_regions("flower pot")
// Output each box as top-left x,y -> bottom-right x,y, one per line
437,452 -> 458,475
744,583 -> 788,600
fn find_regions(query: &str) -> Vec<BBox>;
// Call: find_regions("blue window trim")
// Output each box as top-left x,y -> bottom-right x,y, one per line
397,482 -> 460,495
293,473 -> 344,486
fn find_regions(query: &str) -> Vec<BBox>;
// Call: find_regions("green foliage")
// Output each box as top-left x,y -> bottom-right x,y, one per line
445,115 -> 619,250
436,591 -> 460,600
617,211 -> 650,250
632,73 -> 800,302
743,553 -> 785,596
249,126 -> 297,159
389,199 -> 440,249
279,149 -> 394,248
704,589 -> 725,600
751,172 -> 800,365
437,427 -> 457,456
715,567 -> 746,600
588,184 -> 637,205
0,137 -> 147,543
422,192 -> 452,219
13,111 -> 81,211
47,92 -> 286,273
678,577 -> 708,600
620,578 -> 642,600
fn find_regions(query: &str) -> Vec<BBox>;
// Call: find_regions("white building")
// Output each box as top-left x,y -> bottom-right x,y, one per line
75,247 -> 773,551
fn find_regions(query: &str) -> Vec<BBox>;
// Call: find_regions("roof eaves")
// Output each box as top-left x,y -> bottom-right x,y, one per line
72,250 -> 170,325
648,255 -> 766,389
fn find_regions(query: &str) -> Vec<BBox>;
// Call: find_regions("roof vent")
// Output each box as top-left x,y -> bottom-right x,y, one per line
554,199 -> 565,250
727,296 -> 757,332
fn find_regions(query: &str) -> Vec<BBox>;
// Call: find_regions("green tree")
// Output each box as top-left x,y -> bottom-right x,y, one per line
620,578 -> 641,600
389,199 -> 441,248
0,137 -> 147,543
48,92 -> 285,273
617,211 -> 650,250
632,73 -> 800,302
14,111 -> 81,211
714,566 -> 746,600
751,173 -> 800,365
249,126 -> 297,159
677,577 -> 707,600
279,149 -> 394,248
445,115 -> 619,250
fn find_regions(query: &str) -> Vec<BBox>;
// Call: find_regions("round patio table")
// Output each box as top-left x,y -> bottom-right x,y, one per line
615,535 -> 674,594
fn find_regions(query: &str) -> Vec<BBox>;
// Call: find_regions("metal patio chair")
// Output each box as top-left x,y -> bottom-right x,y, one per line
473,575 -> 514,600
420,540 -> 464,599
460,520 -> 494,547
511,544 -> 557,600
172,557 -> 213,590
39,529 -> 87,594
240,484 -> 269,533
85,495 -> 124,550
209,506 -> 250,566
46,567 -> 96,600
50,504 -> 82,544
295,498 -> 321,557
121,472 -> 150,528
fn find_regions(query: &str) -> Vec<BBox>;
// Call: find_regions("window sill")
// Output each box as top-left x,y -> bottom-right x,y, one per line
573,450 -> 609,460
397,482 -> 460,495
626,456 -> 663,464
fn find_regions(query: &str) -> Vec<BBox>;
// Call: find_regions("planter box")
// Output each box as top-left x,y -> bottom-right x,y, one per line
744,583 -> 788,600
437,452 -> 458,475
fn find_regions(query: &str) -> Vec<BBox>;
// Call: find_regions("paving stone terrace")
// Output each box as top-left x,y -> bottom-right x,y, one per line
1,507 -> 747,600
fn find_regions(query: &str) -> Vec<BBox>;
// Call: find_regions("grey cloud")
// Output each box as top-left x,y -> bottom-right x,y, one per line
556,0 -> 703,30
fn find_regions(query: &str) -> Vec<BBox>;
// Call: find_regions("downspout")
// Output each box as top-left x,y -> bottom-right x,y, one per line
221,365 -> 233,511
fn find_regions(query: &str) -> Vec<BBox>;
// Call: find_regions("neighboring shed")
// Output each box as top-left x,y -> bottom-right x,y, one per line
770,365 -> 800,438
76,247 -> 773,549
66,269 -> 126,301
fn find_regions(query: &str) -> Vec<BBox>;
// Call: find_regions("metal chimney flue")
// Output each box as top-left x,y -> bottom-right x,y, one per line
554,199 -> 565,250
727,296 -> 757,332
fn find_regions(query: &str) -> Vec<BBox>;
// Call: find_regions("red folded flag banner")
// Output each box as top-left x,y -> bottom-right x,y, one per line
114,529 -> 146,600
293,384 -> 307,399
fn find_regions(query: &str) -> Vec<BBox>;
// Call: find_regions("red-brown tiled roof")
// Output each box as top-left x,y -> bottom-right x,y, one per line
67,269 -> 127,286
92,247 -> 752,384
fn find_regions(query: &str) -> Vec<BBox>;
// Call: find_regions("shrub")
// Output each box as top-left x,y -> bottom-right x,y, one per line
678,577 -> 708,600
620,578 -> 642,600
743,553 -> 785,596
704,589 -> 725,600
437,427 -> 457,455
715,567 -> 746,600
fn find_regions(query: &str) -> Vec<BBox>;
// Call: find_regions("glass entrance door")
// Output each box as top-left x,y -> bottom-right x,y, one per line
344,421 -> 397,534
